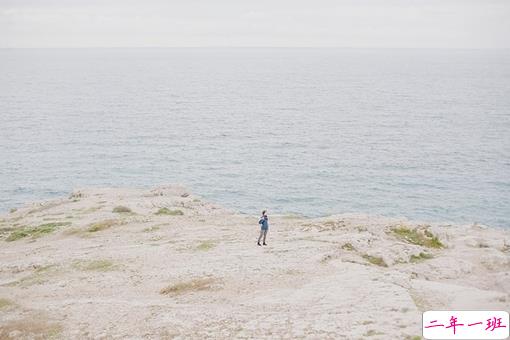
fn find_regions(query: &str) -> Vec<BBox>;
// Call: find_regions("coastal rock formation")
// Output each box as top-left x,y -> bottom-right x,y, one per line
0,186 -> 509,339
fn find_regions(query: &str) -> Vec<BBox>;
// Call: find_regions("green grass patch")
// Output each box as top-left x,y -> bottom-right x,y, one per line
72,259 -> 116,272
341,242 -> 355,251
410,252 -> 434,263
0,298 -> 13,309
6,229 -> 31,241
364,329 -> 384,337
5,222 -> 71,241
160,277 -> 217,295
394,257 -> 408,264
62,227 -> 82,236
87,219 -> 119,232
112,205 -> 132,213
143,225 -> 161,233
391,226 -> 444,249
155,208 -> 184,216
196,240 -> 216,251
362,254 -> 388,267
6,265 -> 59,287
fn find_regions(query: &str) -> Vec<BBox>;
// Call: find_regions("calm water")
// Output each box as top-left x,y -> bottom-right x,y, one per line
1,48 -> 509,227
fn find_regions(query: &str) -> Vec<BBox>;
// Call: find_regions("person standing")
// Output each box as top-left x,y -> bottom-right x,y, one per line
257,210 -> 269,246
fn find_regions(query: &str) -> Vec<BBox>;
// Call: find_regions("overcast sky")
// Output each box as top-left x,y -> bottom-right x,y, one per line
1,0 -> 509,48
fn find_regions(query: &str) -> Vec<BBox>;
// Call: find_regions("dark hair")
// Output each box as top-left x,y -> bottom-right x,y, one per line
262,210 -> 266,215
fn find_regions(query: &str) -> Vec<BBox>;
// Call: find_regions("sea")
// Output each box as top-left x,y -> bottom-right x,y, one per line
1,48 -> 509,227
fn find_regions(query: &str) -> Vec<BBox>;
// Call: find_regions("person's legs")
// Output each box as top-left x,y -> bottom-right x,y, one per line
257,230 -> 264,245
263,230 -> 268,245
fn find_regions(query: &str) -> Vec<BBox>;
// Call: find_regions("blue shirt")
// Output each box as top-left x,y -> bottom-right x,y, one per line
259,216 -> 268,229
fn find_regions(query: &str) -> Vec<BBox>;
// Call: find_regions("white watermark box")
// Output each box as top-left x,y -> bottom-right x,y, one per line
423,311 -> 509,339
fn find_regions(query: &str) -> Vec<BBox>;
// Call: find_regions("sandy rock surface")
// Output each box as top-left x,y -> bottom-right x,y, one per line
0,186 -> 509,339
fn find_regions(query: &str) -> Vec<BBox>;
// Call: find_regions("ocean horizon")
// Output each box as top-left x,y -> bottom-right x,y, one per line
1,47 -> 509,227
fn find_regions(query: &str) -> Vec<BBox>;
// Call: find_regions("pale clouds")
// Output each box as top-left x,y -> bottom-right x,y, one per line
0,0 -> 509,48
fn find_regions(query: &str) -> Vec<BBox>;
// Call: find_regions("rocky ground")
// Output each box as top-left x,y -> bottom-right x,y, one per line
0,186 -> 509,339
